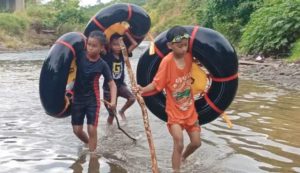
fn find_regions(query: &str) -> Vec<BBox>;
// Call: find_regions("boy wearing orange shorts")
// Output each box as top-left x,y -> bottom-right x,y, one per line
133,26 -> 201,172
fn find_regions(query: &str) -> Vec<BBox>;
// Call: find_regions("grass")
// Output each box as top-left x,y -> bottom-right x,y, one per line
288,39 -> 300,62
0,12 -> 29,36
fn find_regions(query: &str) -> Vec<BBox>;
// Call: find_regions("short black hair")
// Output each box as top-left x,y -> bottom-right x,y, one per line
89,30 -> 107,45
110,33 -> 122,42
166,26 -> 189,42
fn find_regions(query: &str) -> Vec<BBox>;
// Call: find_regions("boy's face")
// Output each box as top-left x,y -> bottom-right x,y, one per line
87,37 -> 103,59
168,38 -> 189,57
110,38 -> 121,54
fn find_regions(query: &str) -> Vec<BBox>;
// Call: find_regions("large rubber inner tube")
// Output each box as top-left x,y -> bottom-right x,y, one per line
137,26 -> 239,125
39,32 -> 86,118
84,3 -> 151,45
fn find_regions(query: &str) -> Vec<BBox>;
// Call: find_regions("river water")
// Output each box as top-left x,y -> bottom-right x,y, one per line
0,48 -> 299,173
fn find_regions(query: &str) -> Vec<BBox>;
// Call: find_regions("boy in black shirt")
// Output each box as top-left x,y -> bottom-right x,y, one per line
72,31 -> 117,152
103,33 -> 137,125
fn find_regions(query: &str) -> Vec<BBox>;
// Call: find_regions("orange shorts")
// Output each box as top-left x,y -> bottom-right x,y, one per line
167,120 -> 201,133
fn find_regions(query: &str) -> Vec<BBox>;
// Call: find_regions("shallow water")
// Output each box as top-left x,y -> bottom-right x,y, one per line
0,49 -> 299,173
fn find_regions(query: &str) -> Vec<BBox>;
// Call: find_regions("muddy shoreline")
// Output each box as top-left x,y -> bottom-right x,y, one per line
239,56 -> 300,91
0,46 -> 49,54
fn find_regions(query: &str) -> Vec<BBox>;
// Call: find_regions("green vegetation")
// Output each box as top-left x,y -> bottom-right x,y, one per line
144,0 -> 197,33
26,0 -> 90,34
145,0 -> 300,61
0,13 -> 29,35
201,0 -> 263,45
240,0 -> 300,56
0,12 -> 31,48
0,0 -> 102,49
288,39 -> 300,62
0,0 -> 299,62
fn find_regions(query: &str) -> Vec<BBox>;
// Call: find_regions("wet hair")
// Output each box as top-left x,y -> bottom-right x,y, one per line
166,26 -> 189,42
110,33 -> 122,43
88,30 -> 107,45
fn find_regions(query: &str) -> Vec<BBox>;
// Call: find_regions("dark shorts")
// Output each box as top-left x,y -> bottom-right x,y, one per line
71,97 -> 100,126
103,84 -> 135,116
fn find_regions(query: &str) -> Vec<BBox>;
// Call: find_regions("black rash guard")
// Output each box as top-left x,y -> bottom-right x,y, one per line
73,51 -> 112,102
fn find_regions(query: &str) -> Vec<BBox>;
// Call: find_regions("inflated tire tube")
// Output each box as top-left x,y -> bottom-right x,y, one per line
137,26 -> 239,125
84,3 -> 150,45
39,32 -> 86,118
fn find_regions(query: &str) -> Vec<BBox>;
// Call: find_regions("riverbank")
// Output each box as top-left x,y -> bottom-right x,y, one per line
0,44 -> 49,54
0,30 -> 56,53
239,56 -> 300,91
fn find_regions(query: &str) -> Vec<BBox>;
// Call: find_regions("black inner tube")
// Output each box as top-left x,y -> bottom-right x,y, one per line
137,26 -> 238,125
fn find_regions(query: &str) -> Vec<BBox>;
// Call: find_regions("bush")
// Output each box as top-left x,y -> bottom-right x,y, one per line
26,5 -> 56,29
26,0 -> 90,32
201,0 -> 263,45
288,38 -> 300,62
56,22 -> 86,36
0,13 -> 29,36
145,0 -> 196,33
240,0 -> 300,56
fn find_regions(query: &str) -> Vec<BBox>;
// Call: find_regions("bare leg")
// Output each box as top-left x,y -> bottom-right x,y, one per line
104,91 -> 116,125
118,85 -> 135,120
87,125 -> 97,152
119,97 -> 135,120
107,115 -> 114,125
88,154 -> 100,173
182,130 -> 201,161
169,124 -> 184,172
72,125 -> 89,144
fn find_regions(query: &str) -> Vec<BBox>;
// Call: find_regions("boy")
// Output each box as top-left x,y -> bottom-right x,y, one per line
102,32 -> 137,125
133,26 -> 201,172
71,30 -> 117,153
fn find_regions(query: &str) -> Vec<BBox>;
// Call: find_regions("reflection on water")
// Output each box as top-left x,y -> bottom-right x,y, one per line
0,50 -> 300,173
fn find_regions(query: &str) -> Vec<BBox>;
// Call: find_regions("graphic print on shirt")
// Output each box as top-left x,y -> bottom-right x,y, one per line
112,62 -> 122,79
172,72 -> 193,111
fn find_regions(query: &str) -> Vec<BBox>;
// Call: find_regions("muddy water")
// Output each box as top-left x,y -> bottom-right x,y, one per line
0,49 -> 299,173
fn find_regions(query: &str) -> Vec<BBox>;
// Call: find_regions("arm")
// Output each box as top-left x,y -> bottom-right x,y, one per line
140,83 -> 156,94
133,55 -> 169,94
108,80 -> 117,109
101,60 -> 116,109
133,83 -> 156,95
125,31 -> 138,54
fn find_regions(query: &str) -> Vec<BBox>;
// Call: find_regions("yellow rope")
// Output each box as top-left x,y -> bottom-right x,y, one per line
147,33 -> 155,55
221,112 -> 233,128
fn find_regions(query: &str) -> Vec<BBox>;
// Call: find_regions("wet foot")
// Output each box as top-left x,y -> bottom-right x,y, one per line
103,124 -> 114,138
181,157 -> 187,165
118,110 -> 127,121
77,143 -> 89,159
107,115 -> 114,125
89,150 -> 100,158
83,143 -> 89,149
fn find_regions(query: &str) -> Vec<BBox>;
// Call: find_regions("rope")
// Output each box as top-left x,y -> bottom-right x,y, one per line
101,99 -> 136,141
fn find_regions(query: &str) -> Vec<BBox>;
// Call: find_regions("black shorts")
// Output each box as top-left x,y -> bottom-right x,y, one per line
71,97 -> 100,126
103,84 -> 135,116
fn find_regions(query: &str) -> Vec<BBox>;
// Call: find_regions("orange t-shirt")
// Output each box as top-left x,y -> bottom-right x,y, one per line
152,52 -> 198,126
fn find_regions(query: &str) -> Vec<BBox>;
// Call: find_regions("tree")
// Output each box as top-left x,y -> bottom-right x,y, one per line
200,0 -> 263,45
240,0 -> 300,56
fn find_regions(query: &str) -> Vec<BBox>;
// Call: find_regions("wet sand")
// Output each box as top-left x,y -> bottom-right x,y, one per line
239,56 -> 300,91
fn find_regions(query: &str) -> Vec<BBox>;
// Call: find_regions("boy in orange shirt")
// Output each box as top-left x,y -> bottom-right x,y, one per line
133,26 -> 201,172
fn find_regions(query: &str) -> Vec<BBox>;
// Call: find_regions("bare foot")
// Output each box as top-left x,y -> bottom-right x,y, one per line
83,143 -> 89,149
173,169 -> 180,173
181,157 -> 186,164
107,115 -> 114,125
118,110 -> 127,121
